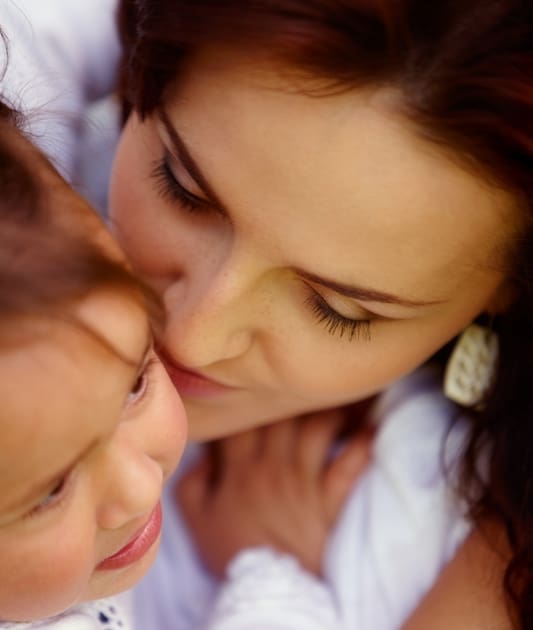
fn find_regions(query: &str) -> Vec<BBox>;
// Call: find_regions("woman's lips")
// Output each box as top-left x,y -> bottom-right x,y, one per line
157,347 -> 237,399
97,503 -> 162,571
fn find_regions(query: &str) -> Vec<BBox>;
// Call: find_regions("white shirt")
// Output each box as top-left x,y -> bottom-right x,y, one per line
134,367 -> 471,630
0,595 -> 132,630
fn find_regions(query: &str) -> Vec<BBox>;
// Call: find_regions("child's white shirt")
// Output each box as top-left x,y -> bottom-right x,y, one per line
0,595 -> 132,630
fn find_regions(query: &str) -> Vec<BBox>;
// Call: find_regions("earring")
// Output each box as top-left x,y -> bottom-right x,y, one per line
443,323 -> 498,408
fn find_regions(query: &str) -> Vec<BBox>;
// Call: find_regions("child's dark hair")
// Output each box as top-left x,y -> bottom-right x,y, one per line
0,103 -> 160,353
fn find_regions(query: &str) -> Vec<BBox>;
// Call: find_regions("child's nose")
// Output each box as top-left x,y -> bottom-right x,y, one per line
95,437 -> 164,531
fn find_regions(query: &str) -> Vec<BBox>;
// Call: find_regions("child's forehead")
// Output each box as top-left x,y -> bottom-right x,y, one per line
3,289 -> 151,378
75,289 -> 152,362
0,307 -> 149,520
0,344 -> 88,495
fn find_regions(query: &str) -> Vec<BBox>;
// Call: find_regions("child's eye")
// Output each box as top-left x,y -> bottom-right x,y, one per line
27,475 -> 70,519
127,357 -> 157,406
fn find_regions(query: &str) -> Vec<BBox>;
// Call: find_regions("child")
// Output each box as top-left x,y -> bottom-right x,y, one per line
0,105 -> 187,627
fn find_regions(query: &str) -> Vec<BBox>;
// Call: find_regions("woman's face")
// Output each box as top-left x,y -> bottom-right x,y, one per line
109,48 -> 517,440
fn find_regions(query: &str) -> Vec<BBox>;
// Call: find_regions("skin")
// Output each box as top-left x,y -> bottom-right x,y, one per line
179,409 -> 373,577
109,47 -> 519,441
0,294 -> 186,622
402,525 -> 513,629
0,179 -> 187,620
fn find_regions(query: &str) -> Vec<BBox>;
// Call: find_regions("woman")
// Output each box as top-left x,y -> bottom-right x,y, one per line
108,0 -> 532,627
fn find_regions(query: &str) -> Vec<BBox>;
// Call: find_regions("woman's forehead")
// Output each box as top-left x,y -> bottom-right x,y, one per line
163,54 -> 517,299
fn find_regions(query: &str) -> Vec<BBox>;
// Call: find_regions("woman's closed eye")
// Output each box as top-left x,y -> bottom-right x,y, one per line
151,152 -> 211,214
305,288 -> 373,342
151,145 -> 374,344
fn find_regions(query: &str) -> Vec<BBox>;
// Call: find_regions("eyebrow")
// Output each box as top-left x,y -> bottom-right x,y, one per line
158,110 -> 228,215
139,337 -> 153,368
297,269 -> 444,307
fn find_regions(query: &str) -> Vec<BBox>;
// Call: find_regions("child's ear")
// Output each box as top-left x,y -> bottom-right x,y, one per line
485,279 -> 518,316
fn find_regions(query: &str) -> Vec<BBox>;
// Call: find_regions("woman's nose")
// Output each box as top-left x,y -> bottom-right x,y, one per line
96,436 -> 164,531
162,259 -> 262,368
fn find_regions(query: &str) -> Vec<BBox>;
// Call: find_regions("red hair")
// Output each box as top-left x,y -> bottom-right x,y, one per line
0,105 -> 160,351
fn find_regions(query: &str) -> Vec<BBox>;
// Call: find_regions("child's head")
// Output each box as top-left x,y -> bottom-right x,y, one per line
0,110 -> 187,621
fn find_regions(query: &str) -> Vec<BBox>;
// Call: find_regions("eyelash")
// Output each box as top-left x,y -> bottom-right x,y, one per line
151,155 -> 209,214
306,292 -> 372,342
127,356 -> 158,408
25,472 -> 73,520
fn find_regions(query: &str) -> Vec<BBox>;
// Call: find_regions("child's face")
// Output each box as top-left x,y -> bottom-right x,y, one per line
0,289 -> 187,621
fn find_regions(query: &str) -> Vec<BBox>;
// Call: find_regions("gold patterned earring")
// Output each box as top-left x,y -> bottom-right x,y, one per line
443,323 -> 498,408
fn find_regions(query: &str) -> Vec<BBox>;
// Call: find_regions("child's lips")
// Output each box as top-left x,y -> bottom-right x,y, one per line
97,503 -> 162,571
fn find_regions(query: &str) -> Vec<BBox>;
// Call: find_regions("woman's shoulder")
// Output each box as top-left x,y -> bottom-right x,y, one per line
402,522 -> 514,629
324,365 -> 472,627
